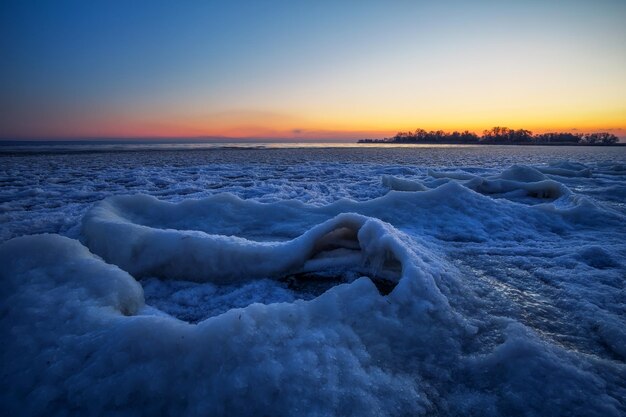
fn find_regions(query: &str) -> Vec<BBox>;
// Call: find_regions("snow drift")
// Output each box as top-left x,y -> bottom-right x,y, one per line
83,209 -> 406,287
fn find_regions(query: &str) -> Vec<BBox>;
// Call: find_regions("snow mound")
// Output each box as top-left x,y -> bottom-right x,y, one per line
427,169 -> 476,180
1,224 -> 463,416
83,206 -> 411,291
425,164 -> 570,203
0,233 -> 144,315
498,165 -> 548,182
536,160 -> 592,177
464,177 -> 569,201
382,175 -> 428,191
3,212 -> 623,415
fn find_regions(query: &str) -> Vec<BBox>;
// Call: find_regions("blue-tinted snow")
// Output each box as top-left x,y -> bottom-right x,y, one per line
1,144 -> 625,416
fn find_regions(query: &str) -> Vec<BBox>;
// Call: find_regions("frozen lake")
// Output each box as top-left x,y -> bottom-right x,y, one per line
1,143 -> 625,416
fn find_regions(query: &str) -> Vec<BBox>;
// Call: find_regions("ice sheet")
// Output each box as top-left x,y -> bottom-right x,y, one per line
1,146 -> 625,416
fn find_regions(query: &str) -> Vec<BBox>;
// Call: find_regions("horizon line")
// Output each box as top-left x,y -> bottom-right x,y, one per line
2,129 -> 625,142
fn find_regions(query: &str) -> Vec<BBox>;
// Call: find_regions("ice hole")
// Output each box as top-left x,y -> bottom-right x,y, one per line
142,266 -> 399,324
279,268 -> 398,299
526,188 -> 558,199
141,224 -> 402,323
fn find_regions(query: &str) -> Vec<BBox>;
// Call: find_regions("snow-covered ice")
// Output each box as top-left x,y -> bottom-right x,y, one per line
1,144 -> 625,416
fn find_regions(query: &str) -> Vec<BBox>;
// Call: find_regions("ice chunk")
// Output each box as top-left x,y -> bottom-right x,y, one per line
464,177 -> 569,201
415,165 -> 570,204
536,160 -> 592,177
428,169 -> 476,180
83,208 -> 409,289
497,165 -> 547,182
382,175 -> 428,191
0,228 -> 453,416
0,233 -> 144,315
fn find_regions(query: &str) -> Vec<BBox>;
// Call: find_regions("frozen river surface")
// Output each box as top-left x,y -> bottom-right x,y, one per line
1,144 -> 625,416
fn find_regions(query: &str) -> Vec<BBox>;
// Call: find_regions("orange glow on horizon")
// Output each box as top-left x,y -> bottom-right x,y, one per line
6,122 -> 625,141
3,99 -> 623,140
6,117 -> 623,140
2,98 -> 624,140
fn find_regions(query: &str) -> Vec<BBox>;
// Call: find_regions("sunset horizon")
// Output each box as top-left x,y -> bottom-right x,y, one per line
3,124 -> 625,142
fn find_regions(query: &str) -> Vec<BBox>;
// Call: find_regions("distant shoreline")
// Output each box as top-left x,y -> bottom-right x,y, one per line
357,127 -> 623,146
357,139 -> 625,146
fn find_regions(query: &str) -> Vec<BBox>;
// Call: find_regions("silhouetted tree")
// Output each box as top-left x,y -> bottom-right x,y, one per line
481,127 -> 533,143
581,132 -> 618,145
534,132 -> 582,144
360,127 -> 620,145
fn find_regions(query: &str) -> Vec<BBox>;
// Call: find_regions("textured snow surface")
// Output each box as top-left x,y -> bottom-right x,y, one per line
1,145 -> 625,416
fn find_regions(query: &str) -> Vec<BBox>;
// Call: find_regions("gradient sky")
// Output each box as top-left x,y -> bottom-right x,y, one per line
1,0 -> 625,140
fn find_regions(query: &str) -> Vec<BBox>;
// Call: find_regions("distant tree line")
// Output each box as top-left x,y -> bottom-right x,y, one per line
358,127 -> 619,145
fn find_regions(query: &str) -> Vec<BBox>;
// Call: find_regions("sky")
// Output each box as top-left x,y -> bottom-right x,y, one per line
1,0 -> 625,140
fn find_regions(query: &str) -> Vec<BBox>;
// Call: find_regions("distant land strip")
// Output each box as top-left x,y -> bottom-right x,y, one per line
358,127 -> 622,145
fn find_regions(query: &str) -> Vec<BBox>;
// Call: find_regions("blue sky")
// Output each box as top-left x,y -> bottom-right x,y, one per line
1,0 -> 625,139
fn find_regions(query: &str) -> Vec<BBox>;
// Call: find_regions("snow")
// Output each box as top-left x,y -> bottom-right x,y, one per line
536,160 -> 593,177
382,174 -> 429,191
1,144 -> 625,416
